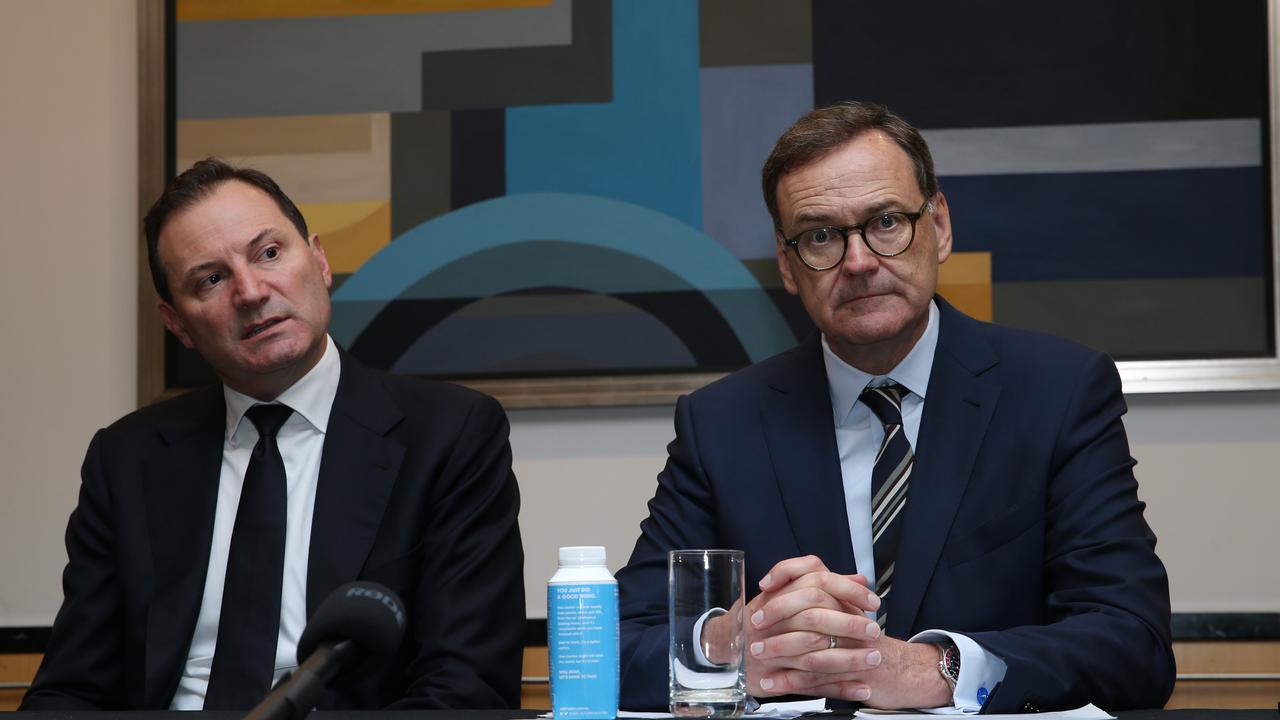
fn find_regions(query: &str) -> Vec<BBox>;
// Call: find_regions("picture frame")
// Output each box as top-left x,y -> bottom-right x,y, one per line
137,0 -> 1280,408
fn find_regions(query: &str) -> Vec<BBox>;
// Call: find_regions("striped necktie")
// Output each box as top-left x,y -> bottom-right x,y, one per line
859,383 -> 913,628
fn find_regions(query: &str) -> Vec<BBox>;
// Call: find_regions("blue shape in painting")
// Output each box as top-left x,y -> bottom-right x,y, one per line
505,0 -> 702,228
944,166 -> 1265,282
330,193 -> 793,362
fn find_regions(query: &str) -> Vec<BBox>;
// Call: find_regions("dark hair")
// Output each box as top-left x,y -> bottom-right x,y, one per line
761,101 -> 938,232
143,158 -> 309,303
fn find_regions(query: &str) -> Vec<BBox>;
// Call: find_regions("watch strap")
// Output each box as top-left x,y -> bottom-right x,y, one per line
937,641 -> 960,691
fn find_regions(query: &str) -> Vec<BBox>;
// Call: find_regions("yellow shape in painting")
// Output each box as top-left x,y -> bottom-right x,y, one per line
938,251 -> 992,322
299,201 -> 391,275
178,0 -> 550,22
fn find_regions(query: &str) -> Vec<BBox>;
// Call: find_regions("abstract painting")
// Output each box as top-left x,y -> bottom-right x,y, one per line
163,0 -> 1275,401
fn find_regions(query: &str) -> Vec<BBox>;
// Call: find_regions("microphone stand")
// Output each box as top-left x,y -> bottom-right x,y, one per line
243,640 -> 360,720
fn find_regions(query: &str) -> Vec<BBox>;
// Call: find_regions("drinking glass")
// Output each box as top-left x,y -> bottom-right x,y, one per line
668,549 -> 747,718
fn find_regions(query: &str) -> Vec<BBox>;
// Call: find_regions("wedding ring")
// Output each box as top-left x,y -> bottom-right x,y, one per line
827,635 -> 838,650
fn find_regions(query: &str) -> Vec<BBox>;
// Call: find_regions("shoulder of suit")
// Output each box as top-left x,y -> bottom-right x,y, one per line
100,384 -> 223,439
682,308 -> 1115,408
358,366 -> 505,416
934,309 -> 1121,405
960,312 -> 1111,372
684,341 -> 813,405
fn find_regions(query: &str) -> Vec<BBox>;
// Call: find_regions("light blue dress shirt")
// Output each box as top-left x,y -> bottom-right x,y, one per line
821,300 -> 1006,714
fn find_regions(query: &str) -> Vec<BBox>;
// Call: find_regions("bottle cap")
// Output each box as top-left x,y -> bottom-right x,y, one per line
559,546 -> 607,567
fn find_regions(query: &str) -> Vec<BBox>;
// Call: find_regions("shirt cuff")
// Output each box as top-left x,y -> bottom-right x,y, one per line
909,629 -> 1008,714
690,607 -> 727,668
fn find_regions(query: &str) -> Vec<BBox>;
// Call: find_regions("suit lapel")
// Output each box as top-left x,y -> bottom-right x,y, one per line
887,299 -> 1000,638
141,387 -> 225,709
762,336 -> 858,575
306,352 -> 405,617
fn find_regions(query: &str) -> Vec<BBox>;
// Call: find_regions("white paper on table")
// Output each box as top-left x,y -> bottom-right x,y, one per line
854,703 -> 1113,720
749,698 -> 828,717
559,697 -> 828,720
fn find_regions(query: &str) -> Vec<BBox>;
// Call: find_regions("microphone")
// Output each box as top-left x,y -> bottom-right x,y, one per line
244,581 -> 406,720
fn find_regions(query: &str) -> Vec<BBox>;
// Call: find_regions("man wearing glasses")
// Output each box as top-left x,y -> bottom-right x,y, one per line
616,102 -> 1174,713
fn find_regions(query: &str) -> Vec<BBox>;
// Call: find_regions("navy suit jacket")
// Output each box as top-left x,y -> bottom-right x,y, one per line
22,351 -> 525,711
617,298 -> 1174,713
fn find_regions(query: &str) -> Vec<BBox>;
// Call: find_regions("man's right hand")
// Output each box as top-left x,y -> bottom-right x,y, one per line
741,556 -> 882,700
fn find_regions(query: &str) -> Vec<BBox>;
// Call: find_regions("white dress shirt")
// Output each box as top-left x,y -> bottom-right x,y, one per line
171,336 -> 341,710
821,301 -> 1006,714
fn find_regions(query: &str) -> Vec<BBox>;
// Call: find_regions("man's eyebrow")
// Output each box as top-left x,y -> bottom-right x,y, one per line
792,210 -> 839,227
183,260 -> 221,282
793,200 -> 907,228
245,228 -> 279,250
860,199 -> 903,217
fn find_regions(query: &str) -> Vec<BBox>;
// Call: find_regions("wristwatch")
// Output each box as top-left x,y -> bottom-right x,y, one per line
937,641 -> 961,690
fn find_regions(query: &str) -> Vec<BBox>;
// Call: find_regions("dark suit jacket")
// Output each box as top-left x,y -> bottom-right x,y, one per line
617,298 -> 1174,713
22,351 -> 525,711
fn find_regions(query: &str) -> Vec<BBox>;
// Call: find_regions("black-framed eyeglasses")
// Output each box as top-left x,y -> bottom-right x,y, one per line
783,198 -> 933,271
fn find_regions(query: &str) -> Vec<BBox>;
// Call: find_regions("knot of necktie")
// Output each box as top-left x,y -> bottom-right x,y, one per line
859,382 -> 907,428
245,404 -> 294,459
245,403 -> 295,440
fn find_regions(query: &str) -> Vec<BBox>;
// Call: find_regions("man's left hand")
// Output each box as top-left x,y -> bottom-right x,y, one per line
747,558 -> 953,708
753,632 -> 952,709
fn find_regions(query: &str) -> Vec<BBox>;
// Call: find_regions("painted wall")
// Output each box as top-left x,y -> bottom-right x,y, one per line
1,1 -> 1276,627
0,0 -> 139,625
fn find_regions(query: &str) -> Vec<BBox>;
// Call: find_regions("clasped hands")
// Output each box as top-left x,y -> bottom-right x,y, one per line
702,556 -> 950,709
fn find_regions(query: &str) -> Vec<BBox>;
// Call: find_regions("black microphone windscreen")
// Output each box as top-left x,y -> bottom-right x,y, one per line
297,581 -> 406,677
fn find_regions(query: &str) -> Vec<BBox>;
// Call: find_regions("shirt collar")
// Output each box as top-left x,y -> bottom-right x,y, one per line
822,299 -> 940,426
224,335 -> 341,444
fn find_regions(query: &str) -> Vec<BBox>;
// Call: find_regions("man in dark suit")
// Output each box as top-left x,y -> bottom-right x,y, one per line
617,102 -> 1174,713
22,160 -> 524,711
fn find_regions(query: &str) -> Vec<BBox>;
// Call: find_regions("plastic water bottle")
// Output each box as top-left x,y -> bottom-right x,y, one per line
548,546 -> 619,719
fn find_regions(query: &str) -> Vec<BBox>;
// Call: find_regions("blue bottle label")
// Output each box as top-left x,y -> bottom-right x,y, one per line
549,582 -> 619,719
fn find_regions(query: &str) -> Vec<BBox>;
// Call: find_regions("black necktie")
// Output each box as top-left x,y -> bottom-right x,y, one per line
859,383 -> 913,628
204,403 -> 294,710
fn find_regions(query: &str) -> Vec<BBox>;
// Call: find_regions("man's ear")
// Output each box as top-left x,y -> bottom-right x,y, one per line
930,192 -> 954,264
309,233 -> 333,289
158,301 -> 195,349
775,234 -> 799,295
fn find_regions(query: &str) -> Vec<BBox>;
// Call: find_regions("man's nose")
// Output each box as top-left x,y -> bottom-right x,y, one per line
232,270 -> 270,309
840,234 -> 880,275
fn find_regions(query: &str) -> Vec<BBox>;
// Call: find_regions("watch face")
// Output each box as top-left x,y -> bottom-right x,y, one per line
943,644 -> 961,680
